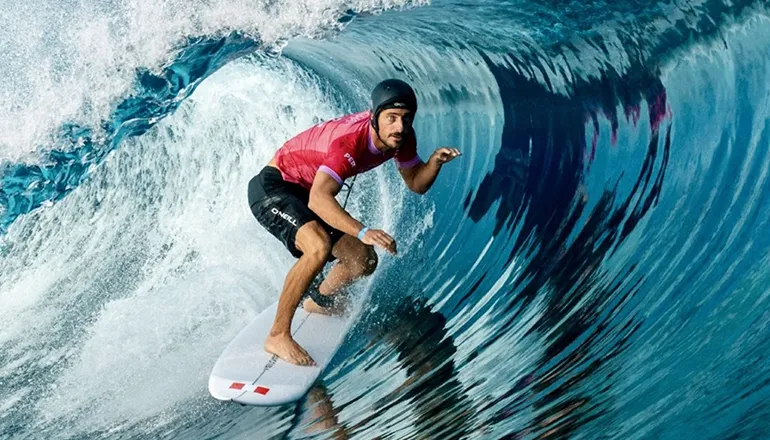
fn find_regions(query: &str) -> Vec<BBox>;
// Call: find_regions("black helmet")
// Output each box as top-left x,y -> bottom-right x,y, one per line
370,79 -> 417,130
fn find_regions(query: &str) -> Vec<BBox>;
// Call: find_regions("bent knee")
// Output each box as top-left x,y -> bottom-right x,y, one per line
360,247 -> 378,276
306,235 -> 332,261
297,222 -> 332,261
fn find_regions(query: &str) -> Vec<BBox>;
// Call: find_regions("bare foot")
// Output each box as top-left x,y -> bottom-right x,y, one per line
302,296 -> 347,316
264,332 -> 316,366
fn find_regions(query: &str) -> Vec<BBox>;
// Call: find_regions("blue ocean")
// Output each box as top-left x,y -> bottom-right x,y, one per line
2,0 -> 770,438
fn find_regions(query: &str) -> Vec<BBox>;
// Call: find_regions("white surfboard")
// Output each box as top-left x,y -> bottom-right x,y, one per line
208,299 -> 357,406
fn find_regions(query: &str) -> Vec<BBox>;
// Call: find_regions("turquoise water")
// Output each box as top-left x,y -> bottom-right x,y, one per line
2,0 -> 770,438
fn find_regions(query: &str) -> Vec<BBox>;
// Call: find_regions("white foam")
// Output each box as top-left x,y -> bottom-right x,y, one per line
0,0 -> 426,163
0,56 -> 344,433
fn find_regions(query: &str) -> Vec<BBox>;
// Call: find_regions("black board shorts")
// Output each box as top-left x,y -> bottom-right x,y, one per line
248,166 -> 344,259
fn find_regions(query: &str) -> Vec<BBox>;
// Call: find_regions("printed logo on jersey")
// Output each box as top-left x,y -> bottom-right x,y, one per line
344,153 -> 356,168
271,208 -> 298,226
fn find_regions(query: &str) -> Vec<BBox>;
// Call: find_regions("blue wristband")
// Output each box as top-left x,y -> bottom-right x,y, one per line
357,227 -> 369,241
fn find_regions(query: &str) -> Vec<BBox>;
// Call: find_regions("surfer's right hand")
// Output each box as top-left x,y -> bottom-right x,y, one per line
361,229 -> 397,255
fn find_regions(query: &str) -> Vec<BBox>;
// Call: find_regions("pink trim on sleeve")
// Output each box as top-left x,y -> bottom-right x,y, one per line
318,165 -> 344,184
395,156 -> 422,169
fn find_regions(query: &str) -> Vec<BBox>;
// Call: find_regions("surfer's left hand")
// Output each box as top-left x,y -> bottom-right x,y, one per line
430,147 -> 462,165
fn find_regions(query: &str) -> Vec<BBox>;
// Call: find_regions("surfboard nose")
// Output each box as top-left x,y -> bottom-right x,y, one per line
208,300 -> 356,406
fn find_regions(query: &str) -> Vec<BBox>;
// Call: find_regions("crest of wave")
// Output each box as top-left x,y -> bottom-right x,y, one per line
0,0 -> 426,163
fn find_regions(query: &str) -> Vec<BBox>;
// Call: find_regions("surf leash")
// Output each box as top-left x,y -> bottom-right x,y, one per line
341,174 -> 357,209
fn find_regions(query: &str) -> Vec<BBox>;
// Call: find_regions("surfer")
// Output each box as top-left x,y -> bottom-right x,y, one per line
247,79 -> 461,366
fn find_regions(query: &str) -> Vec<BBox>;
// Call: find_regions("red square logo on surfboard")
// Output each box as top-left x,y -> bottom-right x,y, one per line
254,386 -> 270,395
229,382 -> 245,390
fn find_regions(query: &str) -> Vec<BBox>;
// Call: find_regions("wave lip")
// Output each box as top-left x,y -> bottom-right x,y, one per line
2,1 -> 770,440
0,0 -> 426,234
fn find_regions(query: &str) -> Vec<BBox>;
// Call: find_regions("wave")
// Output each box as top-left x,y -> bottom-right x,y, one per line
2,0 -> 770,439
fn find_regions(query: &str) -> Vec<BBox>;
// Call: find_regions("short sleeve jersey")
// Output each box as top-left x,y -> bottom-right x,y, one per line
273,111 -> 421,190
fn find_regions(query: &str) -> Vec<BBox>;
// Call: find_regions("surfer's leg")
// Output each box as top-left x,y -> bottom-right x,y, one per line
265,221 -> 332,366
323,234 -> 378,293
303,234 -> 377,313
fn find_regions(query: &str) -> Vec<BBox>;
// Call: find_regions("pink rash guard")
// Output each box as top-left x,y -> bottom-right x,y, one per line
273,111 -> 421,190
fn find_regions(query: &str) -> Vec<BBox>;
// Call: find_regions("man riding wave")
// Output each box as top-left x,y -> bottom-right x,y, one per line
247,79 -> 461,366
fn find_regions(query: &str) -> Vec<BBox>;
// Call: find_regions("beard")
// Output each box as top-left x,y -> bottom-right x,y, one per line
386,133 -> 405,149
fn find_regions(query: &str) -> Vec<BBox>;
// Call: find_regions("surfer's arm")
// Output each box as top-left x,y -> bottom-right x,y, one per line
398,147 -> 462,194
308,172 -> 365,237
309,172 -> 397,254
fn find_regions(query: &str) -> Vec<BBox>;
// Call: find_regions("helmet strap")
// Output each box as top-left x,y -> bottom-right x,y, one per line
371,111 -> 386,145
